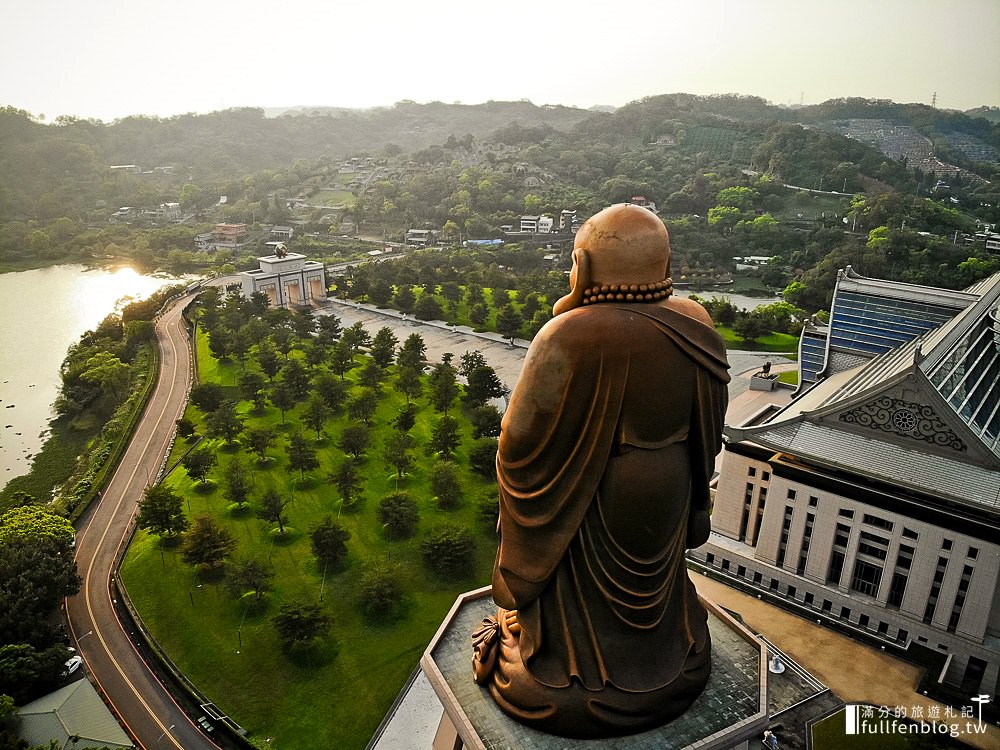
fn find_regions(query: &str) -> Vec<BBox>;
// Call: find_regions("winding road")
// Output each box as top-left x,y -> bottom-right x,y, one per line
65,293 -> 220,750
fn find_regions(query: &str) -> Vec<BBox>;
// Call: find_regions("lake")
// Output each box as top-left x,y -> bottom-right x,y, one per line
0,265 -> 186,489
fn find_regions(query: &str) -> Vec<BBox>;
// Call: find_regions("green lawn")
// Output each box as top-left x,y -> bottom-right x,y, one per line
812,707 -> 969,750
122,332 -> 497,748
716,326 -> 799,353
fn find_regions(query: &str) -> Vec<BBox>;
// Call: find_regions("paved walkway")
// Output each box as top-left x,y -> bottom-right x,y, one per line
319,298 -> 796,403
692,572 -> 1000,750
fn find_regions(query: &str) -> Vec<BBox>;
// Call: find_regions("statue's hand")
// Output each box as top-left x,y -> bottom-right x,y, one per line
504,609 -> 522,636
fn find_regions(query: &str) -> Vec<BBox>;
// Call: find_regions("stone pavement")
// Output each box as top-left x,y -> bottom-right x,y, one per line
318,298 -> 796,404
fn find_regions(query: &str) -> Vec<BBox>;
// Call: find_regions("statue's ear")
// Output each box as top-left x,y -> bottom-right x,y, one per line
552,248 -> 590,316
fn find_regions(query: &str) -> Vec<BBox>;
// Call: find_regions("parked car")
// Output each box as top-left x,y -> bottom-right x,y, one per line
63,655 -> 83,676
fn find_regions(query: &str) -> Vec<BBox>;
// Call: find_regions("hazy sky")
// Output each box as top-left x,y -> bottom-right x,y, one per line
4,0 -> 998,122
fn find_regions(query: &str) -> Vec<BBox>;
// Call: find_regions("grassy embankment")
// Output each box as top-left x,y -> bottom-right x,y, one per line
121,328 -> 497,749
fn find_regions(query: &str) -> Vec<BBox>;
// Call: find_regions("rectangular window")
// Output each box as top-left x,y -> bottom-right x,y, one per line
737,565 -> 746,578
862,513 -> 894,531
721,559 -> 730,571
706,553 -> 715,565
838,508 -> 855,519
887,572 -> 908,609
858,531 -> 890,560
769,579 -> 779,591
942,538 -> 953,551
748,467 -> 757,477
753,571 -> 762,584
822,600 -> 832,612
834,523 -> 851,548
967,547 -> 979,560
828,550 -> 845,585
877,621 -> 889,635
804,592 -> 814,605
859,614 -> 870,628
762,471 -> 770,481
851,559 -> 884,598
902,527 -> 918,539
787,489 -> 797,500
840,606 -> 850,620
898,629 -> 908,643
896,545 -> 914,570
808,496 -> 818,507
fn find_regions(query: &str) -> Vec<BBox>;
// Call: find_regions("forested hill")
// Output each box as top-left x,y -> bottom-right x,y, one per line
2,95 -> 999,223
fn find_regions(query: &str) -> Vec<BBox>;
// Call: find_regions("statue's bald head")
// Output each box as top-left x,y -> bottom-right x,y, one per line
553,204 -> 673,316
574,204 -> 671,285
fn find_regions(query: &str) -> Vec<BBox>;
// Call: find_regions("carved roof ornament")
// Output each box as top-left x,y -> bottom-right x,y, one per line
839,395 -> 966,451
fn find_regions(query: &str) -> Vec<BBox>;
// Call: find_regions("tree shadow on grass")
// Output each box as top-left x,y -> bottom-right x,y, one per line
268,527 -> 300,546
160,534 -> 184,550
220,442 -> 241,454
194,481 -> 217,495
227,503 -> 253,518
283,638 -> 339,670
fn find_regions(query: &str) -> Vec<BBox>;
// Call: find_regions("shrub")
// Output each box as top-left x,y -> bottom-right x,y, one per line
421,523 -> 475,579
376,492 -> 419,540
358,561 -> 405,622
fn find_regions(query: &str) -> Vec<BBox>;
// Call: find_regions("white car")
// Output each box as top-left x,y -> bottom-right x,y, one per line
64,655 -> 83,676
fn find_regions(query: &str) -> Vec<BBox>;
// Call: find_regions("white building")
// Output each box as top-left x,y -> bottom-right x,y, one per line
239,247 -> 326,308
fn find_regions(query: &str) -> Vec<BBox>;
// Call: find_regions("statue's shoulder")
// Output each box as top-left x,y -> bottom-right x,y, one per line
662,297 -> 715,327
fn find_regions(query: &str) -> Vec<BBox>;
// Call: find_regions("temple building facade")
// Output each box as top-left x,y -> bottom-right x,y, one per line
238,246 -> 326,308
692,268 -> 1000,699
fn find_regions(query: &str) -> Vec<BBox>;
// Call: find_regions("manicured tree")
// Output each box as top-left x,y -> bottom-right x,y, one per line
270,380 -> 297,423
477,490 -> 500,532
428,362 -> 459,414
393,367 -> 423,405
368,279 -> 393,307
226,558 -> 274,603
376,491 -> 420,540
310,516 -> 351,571
469,438 -> 499,479
429,415 -> 461,459
465,284 -> 484,307
469,404 -> 502,438
182,515 -> 236,570
341,321 -> 371,355
430,460 -> 463,510
397,333 -> 427,372
459,350 -> 488,379
317,312 -> 342,344
272,601 -> 332,650
256,341 -> 282,381
440,281 -> 462,312
465,365 -> 504,406
182,447 -> 216,485
272,326 -> 295,358
136,484 -> 188,536
287,433 -> 320,480
358,561 -> 405,622
383,432 -> 415,479
313,371 -> 348,411
238,370 -> 268,410
413,295 -> 444,321
421,523 -> 475,579
392,404 -> 417,433
245,425 -> 276,463
469,302 -> 488,327
393,284 -> 416,313
207,400 -> 244,445
370,327 -> 398,368
175,416 -> 197,440
303,395 -> 331,439
189,382 -> 226,413
339,423 -> 371,460
492,289 -> 511,307
305,339 -> 329,368
224,456 -> 253,508
495,304 -> 524,340
347,388 -> 379,426
281,359 -> 311,400
330,339 -> 355,380
329,459 -> 363,510
292,308 -> 316,338
359,361 -> 387,393
258,488 -> 290,534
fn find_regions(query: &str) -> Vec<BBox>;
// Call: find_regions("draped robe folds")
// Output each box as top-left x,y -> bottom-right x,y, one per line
486,302 -> 730,736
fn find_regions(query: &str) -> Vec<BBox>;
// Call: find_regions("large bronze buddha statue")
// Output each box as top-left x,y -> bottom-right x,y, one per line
472,204 -> 731,738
